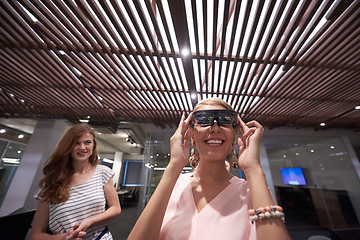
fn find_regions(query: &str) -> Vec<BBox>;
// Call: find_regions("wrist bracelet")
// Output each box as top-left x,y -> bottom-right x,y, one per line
248,205 -> 285,224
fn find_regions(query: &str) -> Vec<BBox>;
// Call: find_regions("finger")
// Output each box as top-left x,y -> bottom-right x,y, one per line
176,113 -> 186,134
236,117 -> 248,146
237,116 -> 250,137
246,120 -> 263,129
237,136 -> 246,155
70,231 -> 86,239
176,113 -> 192,136
185,112 -> 193,123
237,136 -> 244,147
183,128 -> 191,147
72,223 -> 80,230
181,112 -> 193,134
78,231 -> 87,237
243,128 -> 256,137
245,120 -> 264,136
70,229 -> 82,238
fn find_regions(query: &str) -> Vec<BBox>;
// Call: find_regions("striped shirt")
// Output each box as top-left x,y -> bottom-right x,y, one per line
48,164 -> 114,240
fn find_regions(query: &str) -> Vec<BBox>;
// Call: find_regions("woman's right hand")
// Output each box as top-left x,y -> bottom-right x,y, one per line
65,223 -> 86,240
169,113 -> 192,171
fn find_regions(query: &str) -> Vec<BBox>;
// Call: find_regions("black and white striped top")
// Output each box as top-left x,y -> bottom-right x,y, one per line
48,164 -> 114,240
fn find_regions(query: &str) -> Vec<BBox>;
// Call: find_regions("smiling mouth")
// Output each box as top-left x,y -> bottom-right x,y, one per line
205,139 -> 224,145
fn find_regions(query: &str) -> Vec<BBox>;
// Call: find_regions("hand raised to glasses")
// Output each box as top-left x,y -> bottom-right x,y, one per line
236,117 -> 264,172
169,113 -> 193,170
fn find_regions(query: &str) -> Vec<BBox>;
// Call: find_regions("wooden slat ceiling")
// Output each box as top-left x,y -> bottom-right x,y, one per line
0,0 -> 359,130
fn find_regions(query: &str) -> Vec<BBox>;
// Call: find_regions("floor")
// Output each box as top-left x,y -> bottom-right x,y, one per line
108,201 -> 139,240
107,200 -> 333,240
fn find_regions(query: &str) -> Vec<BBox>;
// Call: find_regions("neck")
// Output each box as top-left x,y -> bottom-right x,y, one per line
194,160 -> 232,182
72,161 -> 93,174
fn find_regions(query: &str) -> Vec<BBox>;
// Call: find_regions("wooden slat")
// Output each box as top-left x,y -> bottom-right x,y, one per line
0,0 -> 359,130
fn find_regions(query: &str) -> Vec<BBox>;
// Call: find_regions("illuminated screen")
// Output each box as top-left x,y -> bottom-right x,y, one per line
280,167 -> 307,186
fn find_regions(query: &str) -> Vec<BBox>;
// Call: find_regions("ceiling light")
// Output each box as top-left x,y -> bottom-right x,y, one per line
181,49 -> 189,56
320,123 -> 326,126
102,158 -> 114,164
154,167 -> 166,171
18,134 -> 24,139
0,129 -> 5,133
125,135 -> 136,145
17,150 -> 22,154
355,106 -> 360,110
79,119 -> 89,123
191,93 -> 197,99
2,158 -> 20,164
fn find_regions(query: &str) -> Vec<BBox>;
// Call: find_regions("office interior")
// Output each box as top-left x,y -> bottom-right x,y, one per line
1,1 -> 360,239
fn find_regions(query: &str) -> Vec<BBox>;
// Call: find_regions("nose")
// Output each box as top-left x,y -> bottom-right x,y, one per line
79,143 -> 86,149
210,120 -> 221,132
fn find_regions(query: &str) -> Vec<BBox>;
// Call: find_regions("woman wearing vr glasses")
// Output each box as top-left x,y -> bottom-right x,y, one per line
129,98 -> 290,240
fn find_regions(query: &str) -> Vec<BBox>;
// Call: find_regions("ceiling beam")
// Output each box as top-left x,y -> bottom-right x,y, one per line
167,0 -> 197,107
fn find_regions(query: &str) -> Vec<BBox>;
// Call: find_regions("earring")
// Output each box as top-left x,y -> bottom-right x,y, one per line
227,148 -> 238,169
189,140 -> 199,168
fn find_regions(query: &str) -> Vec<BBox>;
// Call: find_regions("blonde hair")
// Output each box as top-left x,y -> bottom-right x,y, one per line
193,97 -> 234,111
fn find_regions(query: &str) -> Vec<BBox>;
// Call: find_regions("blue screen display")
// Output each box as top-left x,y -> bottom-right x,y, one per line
280,167 -> 307,186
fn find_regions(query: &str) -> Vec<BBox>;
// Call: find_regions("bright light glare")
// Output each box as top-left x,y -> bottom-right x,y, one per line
182,49 -> 189,56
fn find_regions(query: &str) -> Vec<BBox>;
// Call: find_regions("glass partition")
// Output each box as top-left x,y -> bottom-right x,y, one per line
263,135 -> 360,231
0,140 -> 27,207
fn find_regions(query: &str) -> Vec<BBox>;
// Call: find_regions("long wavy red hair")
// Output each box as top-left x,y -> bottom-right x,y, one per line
38,124 -> 99,204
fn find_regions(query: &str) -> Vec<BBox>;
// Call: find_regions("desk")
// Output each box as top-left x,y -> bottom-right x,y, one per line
117,189 -> 131,195
117,189 -> 130,204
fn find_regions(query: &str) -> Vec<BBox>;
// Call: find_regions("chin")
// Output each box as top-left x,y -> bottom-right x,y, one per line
202,152 -> 227,161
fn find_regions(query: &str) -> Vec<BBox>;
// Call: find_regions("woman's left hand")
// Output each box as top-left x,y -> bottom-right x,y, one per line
236,117 -> 264,172
67,221 -> 89,239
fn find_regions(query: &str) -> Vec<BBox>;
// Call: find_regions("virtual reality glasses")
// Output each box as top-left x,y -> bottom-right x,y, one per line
190,110 -> 238,128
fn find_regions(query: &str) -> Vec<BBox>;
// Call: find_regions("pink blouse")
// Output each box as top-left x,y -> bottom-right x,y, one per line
160,173 -> 256,240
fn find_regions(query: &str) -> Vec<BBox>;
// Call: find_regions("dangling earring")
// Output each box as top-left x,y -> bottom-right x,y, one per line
227,147 -> 238,169
189,139 -> 199,168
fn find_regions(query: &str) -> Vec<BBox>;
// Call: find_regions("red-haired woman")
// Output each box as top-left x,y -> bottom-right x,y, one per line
29,124 -> 121,240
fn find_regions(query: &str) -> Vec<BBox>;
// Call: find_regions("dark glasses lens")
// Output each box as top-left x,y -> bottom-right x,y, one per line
191,110 -> 238,128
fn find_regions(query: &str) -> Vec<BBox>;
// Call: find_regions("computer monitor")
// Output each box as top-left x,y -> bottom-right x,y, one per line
280,167 -> 307,186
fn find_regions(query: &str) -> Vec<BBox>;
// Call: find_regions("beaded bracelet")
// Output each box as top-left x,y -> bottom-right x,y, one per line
248,205 -> 285,224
